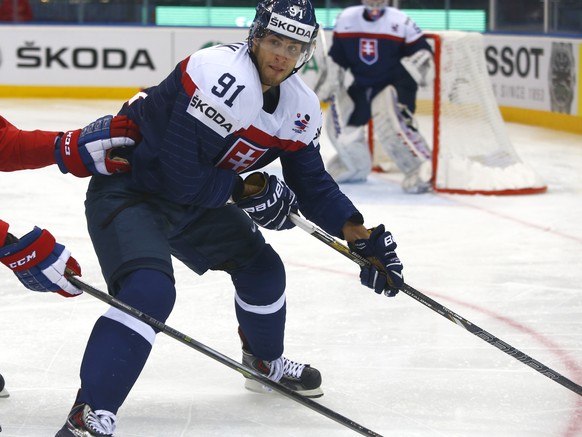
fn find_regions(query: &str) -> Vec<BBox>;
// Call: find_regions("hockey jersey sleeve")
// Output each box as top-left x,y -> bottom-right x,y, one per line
328,32 -> 351,71
401,16 -> 432,58
0,116 -> 58,172
0,219 -> 10,246
281,143 -> 361,238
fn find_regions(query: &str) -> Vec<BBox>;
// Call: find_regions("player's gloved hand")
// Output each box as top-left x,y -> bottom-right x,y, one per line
235,172 -> 298,231
55,115 -> 141,177
401,49 -> 434,87
0,222 -> 82,298
349,225 -> 403,297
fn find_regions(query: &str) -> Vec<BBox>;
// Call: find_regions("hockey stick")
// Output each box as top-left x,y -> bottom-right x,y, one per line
66,276 -> 384,436
289,212 -> 582,398
312,28 -> 329,96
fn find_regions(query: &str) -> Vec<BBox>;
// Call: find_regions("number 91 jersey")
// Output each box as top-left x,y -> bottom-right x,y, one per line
122,41 -> 325,209
185,42 -> 322,174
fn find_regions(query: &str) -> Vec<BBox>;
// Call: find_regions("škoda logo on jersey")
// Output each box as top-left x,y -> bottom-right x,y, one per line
268,13 -> 314,43
187,88 -> 238,137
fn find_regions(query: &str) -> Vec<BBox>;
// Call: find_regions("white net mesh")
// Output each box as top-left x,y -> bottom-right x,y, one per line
417,31 -> 546,194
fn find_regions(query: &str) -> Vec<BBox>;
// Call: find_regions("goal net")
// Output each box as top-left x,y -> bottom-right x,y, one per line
373,30 -> 547,195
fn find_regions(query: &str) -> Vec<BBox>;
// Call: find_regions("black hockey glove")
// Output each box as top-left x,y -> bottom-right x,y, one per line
235,172 -> 298,231
349,225 -> 403,297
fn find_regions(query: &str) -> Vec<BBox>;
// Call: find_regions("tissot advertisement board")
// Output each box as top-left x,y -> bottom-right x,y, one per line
485,35 -> 579,115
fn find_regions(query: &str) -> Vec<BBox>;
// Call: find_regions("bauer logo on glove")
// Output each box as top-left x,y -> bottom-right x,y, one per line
349,224 -> 404,297
241,179 -> 286,214
235,172 -> 298,231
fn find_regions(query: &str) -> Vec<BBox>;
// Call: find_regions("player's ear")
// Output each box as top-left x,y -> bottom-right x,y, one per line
251,37 -> 261,53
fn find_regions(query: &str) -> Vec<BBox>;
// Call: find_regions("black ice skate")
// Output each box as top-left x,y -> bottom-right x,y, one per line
0,373 -> 9,398
242,349 -> 324,398
55,398 -> 116,437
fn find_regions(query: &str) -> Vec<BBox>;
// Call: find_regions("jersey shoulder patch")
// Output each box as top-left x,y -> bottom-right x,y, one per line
385,7 -> 422,41
279,76 -> 322,145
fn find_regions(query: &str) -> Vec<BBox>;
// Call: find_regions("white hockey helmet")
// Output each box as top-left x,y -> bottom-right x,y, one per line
362,0 -> 388,20
248,0 -> 319,75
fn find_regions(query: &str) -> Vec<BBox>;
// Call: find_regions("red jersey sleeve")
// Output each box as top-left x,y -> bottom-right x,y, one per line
0,116 -> 60,172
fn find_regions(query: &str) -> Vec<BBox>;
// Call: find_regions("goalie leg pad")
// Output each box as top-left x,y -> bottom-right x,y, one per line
402,160 -> 433,194
371,86 -> 432,187
372,86 -> 432,192
325,123 -> 371,183
323,86 -> 371,183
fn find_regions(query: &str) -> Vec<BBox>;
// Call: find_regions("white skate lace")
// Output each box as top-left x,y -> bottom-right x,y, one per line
267,357 -> 305,382
282,358 -> 305,379
86,409 -> 117,435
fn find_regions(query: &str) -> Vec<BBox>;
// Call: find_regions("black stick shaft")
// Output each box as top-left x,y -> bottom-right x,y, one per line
68,276 -> 384,436
289,213 -> 582,397
400,283 -> 582,396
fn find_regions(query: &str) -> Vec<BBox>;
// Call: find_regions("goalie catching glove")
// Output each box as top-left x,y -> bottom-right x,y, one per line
401,49 -> 434,87
349,225 -> 404,297
55,115 -> 141,177
235,172 -> 298,231
0,220 -> 82,298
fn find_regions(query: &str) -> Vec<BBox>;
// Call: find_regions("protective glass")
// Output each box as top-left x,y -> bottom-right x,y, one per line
254,32 -> 317,71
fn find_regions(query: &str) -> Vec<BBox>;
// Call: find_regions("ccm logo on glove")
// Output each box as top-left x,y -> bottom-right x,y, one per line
5,252 -> 37,269
0,227 -> 83,298
63,130 -> 74,156
1,230 -> 55,271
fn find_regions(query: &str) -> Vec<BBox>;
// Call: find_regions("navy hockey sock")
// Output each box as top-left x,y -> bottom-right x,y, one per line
77,269 -> 175,413
79,316 -> 151,413
232,244 -> 286,361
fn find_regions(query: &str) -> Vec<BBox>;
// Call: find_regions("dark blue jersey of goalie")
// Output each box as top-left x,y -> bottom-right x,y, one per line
118,42 -> 360,237
329,5 -> 431,91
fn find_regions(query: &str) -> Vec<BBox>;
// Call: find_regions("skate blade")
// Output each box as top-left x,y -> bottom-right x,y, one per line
244,378 -> 324,398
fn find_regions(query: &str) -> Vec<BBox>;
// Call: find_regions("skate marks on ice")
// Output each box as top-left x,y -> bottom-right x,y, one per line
0,99 -> 581,436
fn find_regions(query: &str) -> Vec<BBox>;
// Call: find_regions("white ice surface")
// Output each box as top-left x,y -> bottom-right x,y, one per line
0,99 -> 581,436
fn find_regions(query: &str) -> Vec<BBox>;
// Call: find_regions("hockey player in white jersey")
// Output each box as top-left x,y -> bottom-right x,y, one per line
318,0 -> 434,193
53,0 -> 405,436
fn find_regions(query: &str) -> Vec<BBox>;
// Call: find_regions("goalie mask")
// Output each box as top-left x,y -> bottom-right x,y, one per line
248,0 -> 319,76
362,0 -> 388,21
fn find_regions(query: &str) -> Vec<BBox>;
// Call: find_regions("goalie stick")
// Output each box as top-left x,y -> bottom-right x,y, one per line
289,212 -> 582,398
66,275 -> 384,437
312,28 -> 329,97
